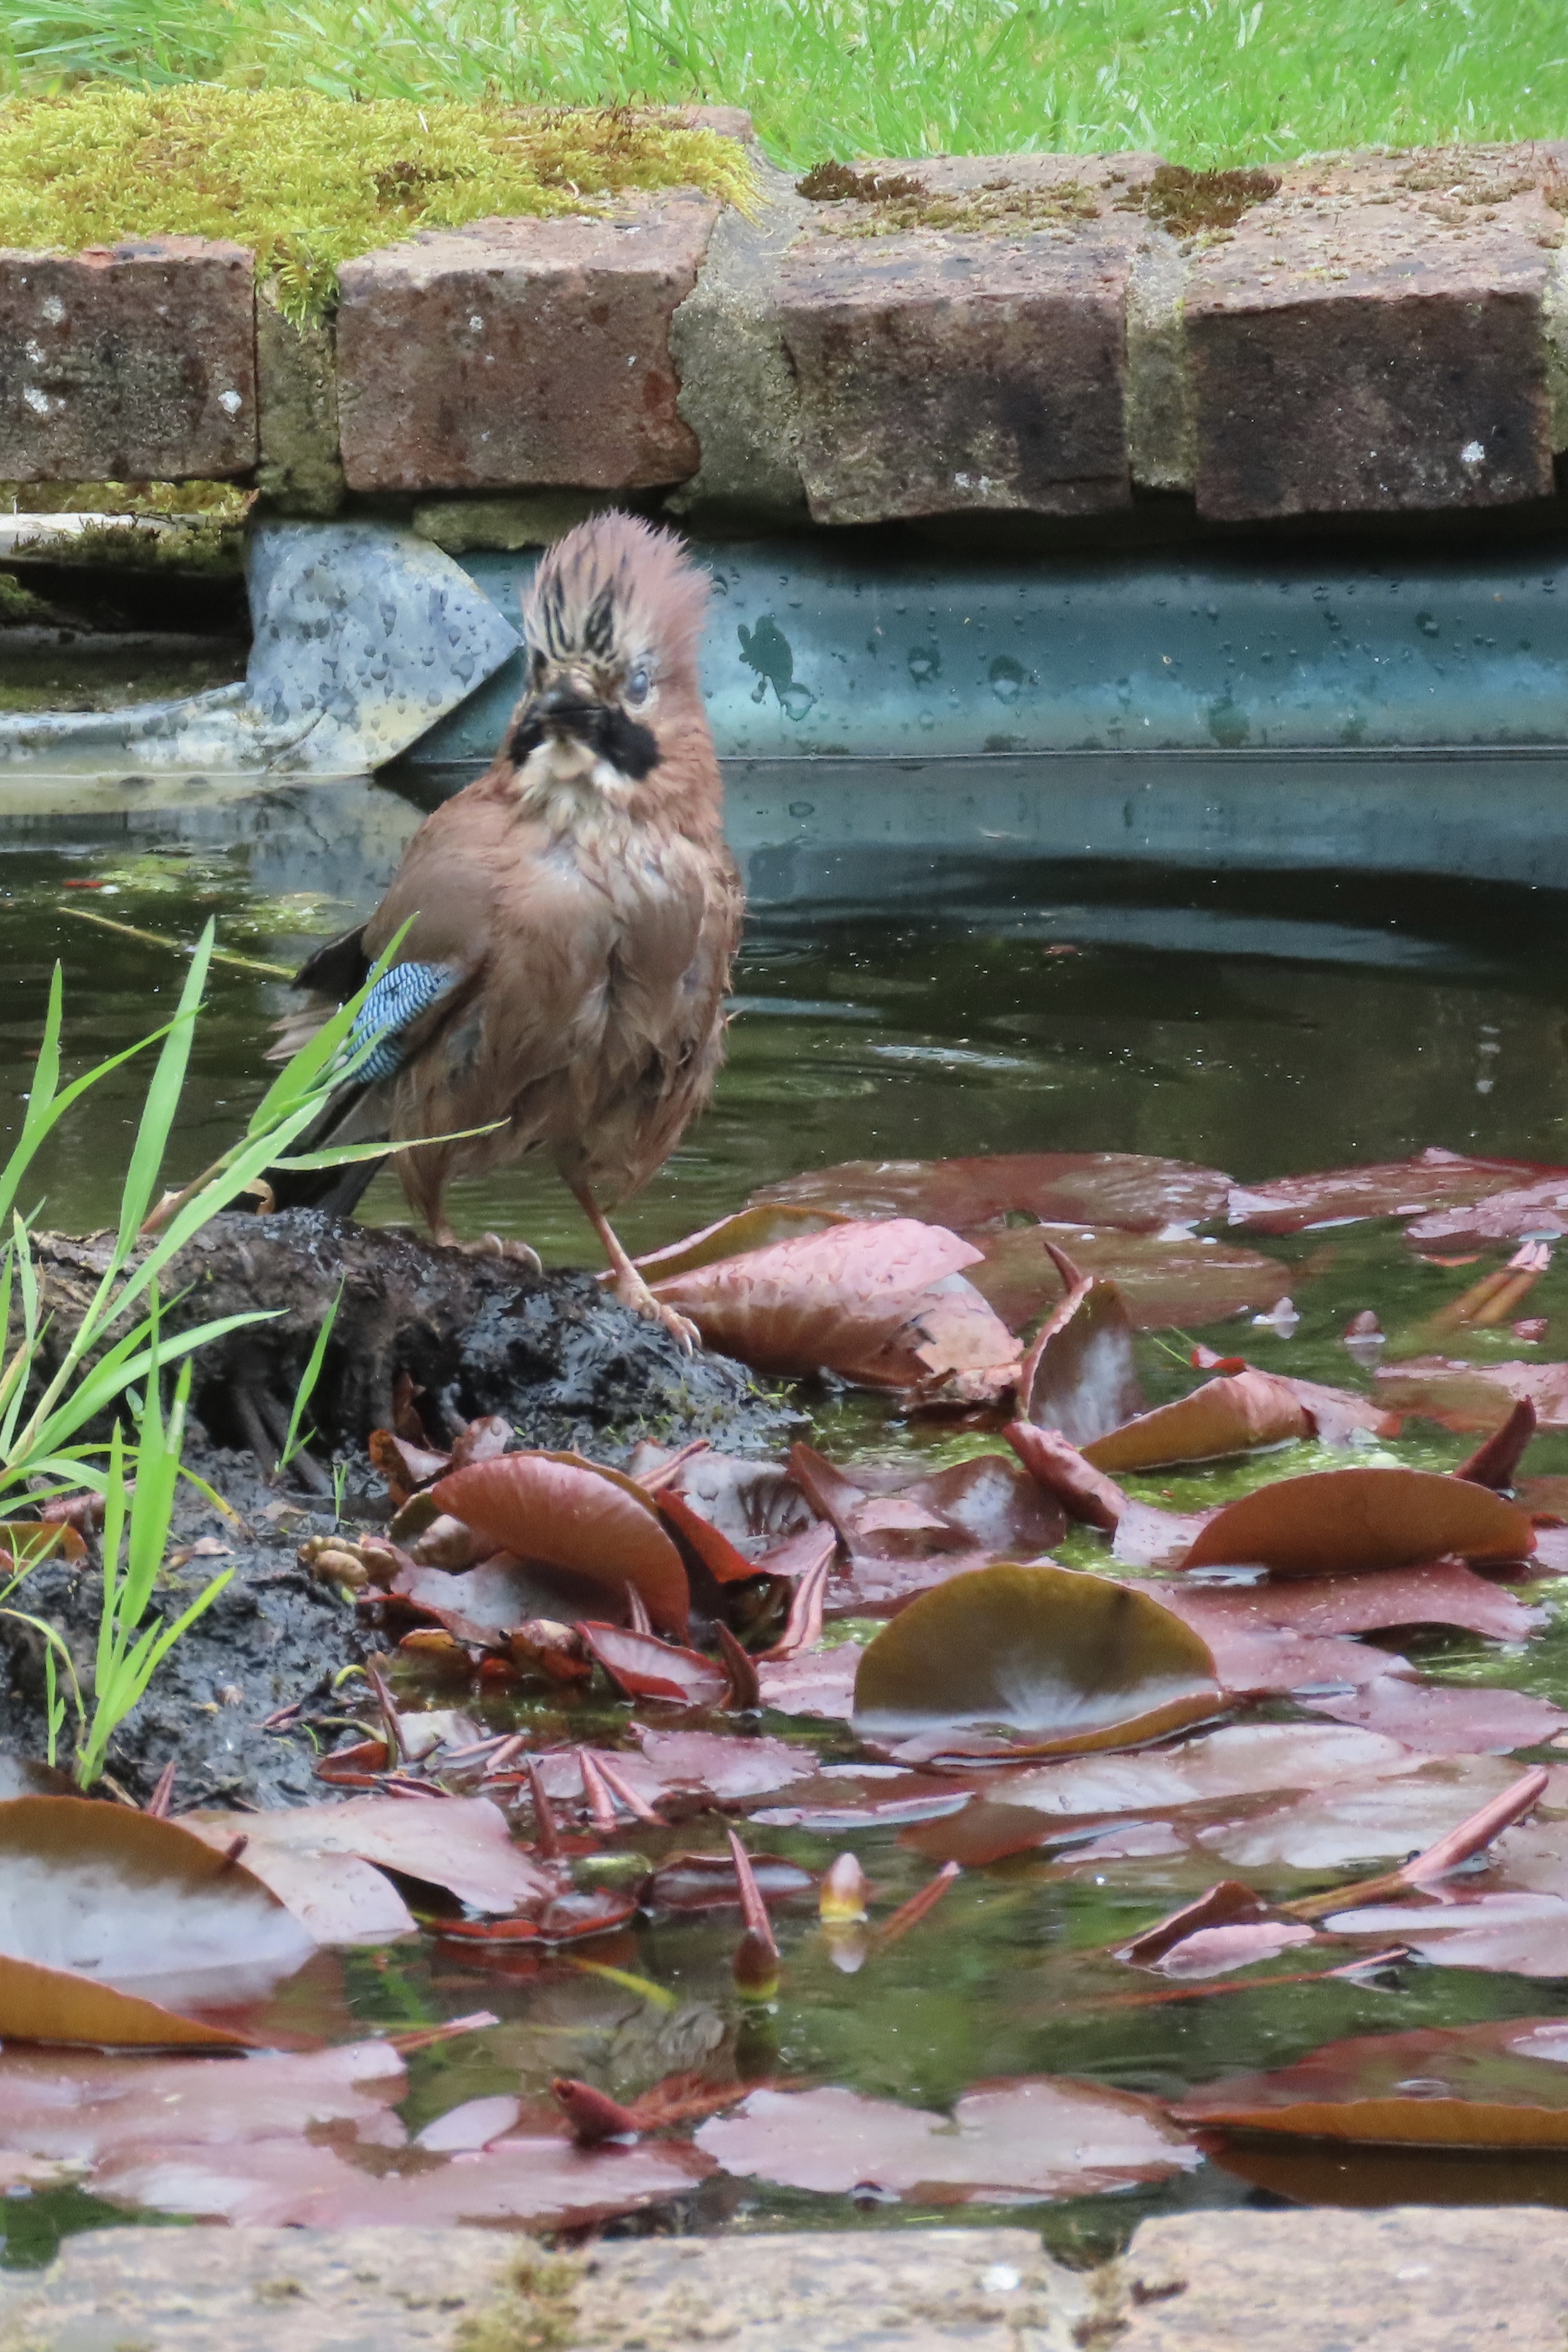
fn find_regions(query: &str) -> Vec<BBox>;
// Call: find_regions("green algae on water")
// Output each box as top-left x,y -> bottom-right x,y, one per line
0,87 -> 755,325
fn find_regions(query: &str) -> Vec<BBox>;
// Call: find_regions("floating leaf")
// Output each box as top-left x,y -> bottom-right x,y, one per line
1084,1369 -> 1310,1474
96,2128 -> 714,2228
1156,1922 -> 1318,1979
182,1795 -> 552,1942
632,1726 -> 815,1805
1197,1753 -> 1526,1873
432,1452 -> 691,1637
1324,1891 -> 1568,1978
654,1489 -> 765,1586
1174,2016 -> 1568,2148
1227,1149 -> 1541,1236
416,2093 -> 521,2151
577,1622 -> 731,1708
1455,1399 -> 1538,1489
1405,1176 -> 1568,1253
1018,1273 -> 1143,1445
752,1151 -> 1233,1233
696,2077 -> 1198,2201
434,1890 -> 638,1945
0,1797 -> 315,2046
1181,1466 -> 1534,1576
639,1852 -> 815,1914
973,1225 -> 1293,1334
0,2040 -> 405,2164
647,1216 -> 1015,1390
1117,1879 -> 1271,1965
667,1454 -> 817,1558
755,1646 -> 862,1722
1154,1558 -> 1542,1645
1111,1501 -> 1215,1570
629,1203 -> 850,1281
1149,1587 -> 1413,1696
1303,1681 -> 1566,1755
1375,1357 -> 1568,1436
852,1563 -> 1221,1762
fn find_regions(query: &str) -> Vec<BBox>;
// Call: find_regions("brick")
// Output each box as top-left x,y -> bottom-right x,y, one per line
774,153 -> 1158,524
0,237 -> 256,482
336,191 -> 719,494
1117,2207 -> 1568,2351
1187,146 -> 1564,520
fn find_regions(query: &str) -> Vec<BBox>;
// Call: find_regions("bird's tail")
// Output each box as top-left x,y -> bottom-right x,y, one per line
261,1078 -> 391,1218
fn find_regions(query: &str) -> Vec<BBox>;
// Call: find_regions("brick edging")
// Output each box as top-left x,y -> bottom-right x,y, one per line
4,128 -> 1567,529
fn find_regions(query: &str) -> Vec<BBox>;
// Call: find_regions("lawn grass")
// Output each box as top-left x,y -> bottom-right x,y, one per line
2,0 -> 1566,172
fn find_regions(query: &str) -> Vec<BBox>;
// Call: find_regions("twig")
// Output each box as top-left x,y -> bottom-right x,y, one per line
57,902 -> 295,978
1282,1766 -> 1548,1922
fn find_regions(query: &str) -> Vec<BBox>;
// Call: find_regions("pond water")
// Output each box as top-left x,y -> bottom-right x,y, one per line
6,777 -> 1568,2264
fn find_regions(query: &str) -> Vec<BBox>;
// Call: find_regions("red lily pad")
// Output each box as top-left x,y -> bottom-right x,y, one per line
1197,1753 -> 1526,1873
646,1217 -> 1019,1391
1375,1357 -> 1568,1436
852,1563 -> 1221,1762
1018,1272 -> 1143,1446
95,2129 -> 715,2229
182,1795 -> 552,1942
431,1452 -> 691,1638
1181,1466 -> 1535,1576
1149,1592 -> 1415,1698
1227,1149 -> 1543,1236
665,1454 -> 817,1558
634,1726 -> 816,1804
1405,1177 -> 1568,1253
696,2077 -> 1198,2201
577,1622 -> 731,1708
1302,1681 -> 1566,1755
629,1203 -> 850,1281
755,1647 -> 862,1721
751,1151 -> 1233,1233
1323,1891 -> 1568,1978
973,1226 -> 1293,1333
1174,2016 -> 1568,2148
0,2040 -> 405,2165
1084,1368 -> 1310,1474
1155,1921 -> 1317,1979
1157,1558 -> 1542,1644
0,1798 -> 315,2048
1005,1422 -> 1128,1531
387,1556 -> 577,1647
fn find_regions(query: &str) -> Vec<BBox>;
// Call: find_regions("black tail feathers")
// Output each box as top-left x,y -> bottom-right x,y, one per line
260,1079 -> 389,1218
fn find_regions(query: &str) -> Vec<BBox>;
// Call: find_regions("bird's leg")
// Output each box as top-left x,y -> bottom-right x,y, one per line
569,1179 -> 700,1354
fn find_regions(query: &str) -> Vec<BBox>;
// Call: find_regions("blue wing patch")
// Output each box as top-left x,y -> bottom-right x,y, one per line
350,961 -> 458,1082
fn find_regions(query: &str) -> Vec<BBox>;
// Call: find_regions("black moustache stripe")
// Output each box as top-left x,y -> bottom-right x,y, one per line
506,702 -> 662,782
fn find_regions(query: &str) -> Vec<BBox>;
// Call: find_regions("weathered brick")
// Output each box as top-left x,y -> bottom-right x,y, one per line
1187,147 -> 1564,520
0,237 -> 256,482
336,192 -> 719,494
774,153 -> 1158,524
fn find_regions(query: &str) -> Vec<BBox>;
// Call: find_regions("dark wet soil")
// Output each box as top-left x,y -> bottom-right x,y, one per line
4,1214 -> 795,1806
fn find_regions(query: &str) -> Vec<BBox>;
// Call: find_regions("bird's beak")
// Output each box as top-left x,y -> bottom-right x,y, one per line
535,667 -> 608,738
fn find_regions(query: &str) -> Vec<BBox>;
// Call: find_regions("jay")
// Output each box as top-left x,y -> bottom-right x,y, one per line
266,512 -> 742,1350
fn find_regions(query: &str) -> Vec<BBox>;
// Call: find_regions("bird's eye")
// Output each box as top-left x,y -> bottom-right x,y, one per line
626,667 -> 651,705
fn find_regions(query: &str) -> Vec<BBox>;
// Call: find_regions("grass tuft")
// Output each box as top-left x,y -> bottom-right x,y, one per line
0,85 -> 755,324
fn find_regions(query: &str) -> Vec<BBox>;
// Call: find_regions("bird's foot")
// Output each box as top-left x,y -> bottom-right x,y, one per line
434,1227 -> 543,1273
612,1269 -> 701,1355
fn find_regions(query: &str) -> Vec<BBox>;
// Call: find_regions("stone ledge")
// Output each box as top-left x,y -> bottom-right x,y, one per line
5,137 -> 1568,528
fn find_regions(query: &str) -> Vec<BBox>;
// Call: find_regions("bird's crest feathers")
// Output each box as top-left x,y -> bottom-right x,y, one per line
522,512 -> 709,679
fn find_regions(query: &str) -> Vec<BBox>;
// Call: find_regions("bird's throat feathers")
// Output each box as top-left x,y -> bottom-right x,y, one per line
506,722 -> 658,831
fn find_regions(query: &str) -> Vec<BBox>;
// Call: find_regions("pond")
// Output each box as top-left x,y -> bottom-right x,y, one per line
5,777 -> 1568,2265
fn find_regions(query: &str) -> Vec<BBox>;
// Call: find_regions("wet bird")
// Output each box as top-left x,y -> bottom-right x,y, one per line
264,512 -> 742,1349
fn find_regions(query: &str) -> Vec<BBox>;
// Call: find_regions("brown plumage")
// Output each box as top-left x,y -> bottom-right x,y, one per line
266,513 -> 743,1348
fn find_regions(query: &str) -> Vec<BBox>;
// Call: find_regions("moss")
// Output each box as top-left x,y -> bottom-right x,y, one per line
0,479 -> 253,518
457,2250 -> 581,2352
0,568 -> 48,623
1128,163 -> 1281,234
11,517 -> 244,574
0,87 -> 756,327
800,161 -> 1102,238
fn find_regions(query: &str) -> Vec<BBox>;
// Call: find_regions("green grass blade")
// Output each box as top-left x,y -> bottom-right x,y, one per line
114,923 -> 215,1252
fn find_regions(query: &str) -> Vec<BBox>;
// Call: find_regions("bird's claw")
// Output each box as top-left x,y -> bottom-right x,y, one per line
613,1272 -> 701,1355
468,1232 -> 544,1273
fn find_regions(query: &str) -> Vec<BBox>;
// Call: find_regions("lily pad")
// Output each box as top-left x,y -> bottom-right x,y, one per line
1375,1358 -> 1568,1436
432,1452 -> 691,1637
1182,1466 -> 1535,1576
1303,1681 -> 1566,1756
1018,1273 -> 1143,1446
1227,1149 -> 1543,1235
0,1797 -> 315,2046
751,1151 -> 1233,1233
1084,1368 -> 1310,1474
1405,1177 -> 1568,1253
577,1622 -> 731,1708
973,1225 -> 1293,1333
696,2077 -> 1199,2201
852,1563 -> 1221,1760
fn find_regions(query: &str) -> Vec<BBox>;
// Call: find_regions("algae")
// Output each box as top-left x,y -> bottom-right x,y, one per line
0,569 -> 48,623
0,87 -> 756,326
0,479 -> 253,519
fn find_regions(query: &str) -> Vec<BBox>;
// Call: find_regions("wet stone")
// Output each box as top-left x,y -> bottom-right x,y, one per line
1116,2207 -> 1568,2350
774,152 -> 1159,524
1186,146 -> 1565,520
0,237 -> 258,483
0,2226 -> 1090,2351
335,192 -> 720,494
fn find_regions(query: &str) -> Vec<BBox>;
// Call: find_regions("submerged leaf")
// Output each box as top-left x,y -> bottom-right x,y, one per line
431,1452 -> 691,1637
1405,1176 -> 1568,1253
752,1151 -> 1233,1233
696,2077 -> 1198,2200
1181,1466 -> 1535,1576
852,1563 -> 1221,1760
972,1225 -> 1292,1334
1375,1357 -> 1568,1436
0,1798 -> 315,2045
